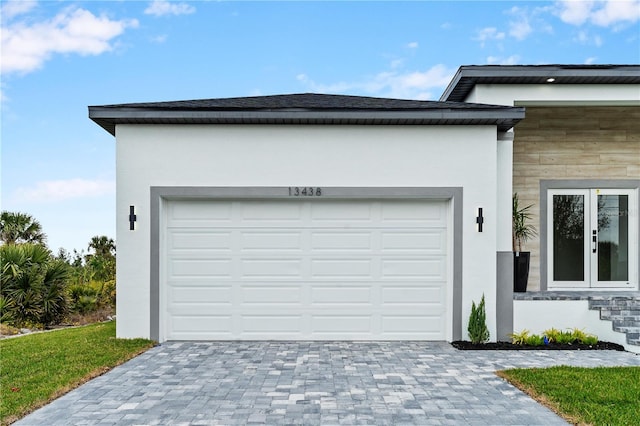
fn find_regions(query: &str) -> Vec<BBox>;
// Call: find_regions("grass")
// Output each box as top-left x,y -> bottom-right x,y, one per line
0,321 -> 154,425
498,366 -> 640,425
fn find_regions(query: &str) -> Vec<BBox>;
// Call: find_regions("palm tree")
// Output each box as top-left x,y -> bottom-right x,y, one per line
0,211 -> 47,245
88,235 -> 115,258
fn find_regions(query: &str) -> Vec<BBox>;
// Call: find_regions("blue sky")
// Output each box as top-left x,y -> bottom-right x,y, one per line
2,0 -> 639,254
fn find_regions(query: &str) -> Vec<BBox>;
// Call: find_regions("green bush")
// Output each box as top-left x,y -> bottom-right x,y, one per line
542,327 -> 562,343
509,329 -> 531,345
525,334 -> 545,346
512,328 -> 600,346
0,244 -> 70,327
468,294 -> 489,344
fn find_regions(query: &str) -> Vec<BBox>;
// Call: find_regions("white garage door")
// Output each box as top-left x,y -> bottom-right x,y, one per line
163,199 -> 449,340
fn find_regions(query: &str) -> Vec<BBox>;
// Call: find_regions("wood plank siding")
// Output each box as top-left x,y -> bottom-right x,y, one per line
513,106 -> 640,290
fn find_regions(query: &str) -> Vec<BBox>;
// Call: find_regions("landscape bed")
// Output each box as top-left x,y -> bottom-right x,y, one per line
451,341 -> 626,350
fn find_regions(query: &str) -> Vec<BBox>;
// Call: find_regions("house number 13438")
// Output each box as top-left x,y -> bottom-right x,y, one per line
288,187 -> 322,196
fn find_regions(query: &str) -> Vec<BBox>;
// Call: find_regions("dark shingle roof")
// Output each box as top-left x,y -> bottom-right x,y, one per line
440,64 -> 640,102
89,93 -> 524,135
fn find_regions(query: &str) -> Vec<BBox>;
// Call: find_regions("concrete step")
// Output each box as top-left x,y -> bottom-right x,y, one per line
590,299 -> 640,309
600,311 -> 640,320
612,325 -> 640,334
586,296 -> 640,349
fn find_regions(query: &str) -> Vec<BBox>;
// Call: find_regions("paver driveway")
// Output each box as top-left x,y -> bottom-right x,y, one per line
16,341 -> 640,425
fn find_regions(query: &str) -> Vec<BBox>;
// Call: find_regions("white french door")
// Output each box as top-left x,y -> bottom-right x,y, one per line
548,189 -> 637,289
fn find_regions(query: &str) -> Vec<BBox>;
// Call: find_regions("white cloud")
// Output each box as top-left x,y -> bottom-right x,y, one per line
574,29 -> 603,45
407,41 -> 419,49
297,64 -> 455,101
507,7 -> 533,40
556,0 -> 640,27
474,27 -> 505,47
1,6 -> 138,75
1,0 -> 37,21
151,34 -> 168,43
486,55 -> 521,65
557,0 -> 595,25
144,0 -> 196,17
14,179 -> 115,203
584,56 -> 598,64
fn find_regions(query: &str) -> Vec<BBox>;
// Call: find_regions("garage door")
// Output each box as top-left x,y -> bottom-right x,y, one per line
163,199 -> 449,340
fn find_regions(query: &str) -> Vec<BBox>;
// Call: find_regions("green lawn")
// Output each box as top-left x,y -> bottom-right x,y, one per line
0,321 -> 154,425
498,366 -> 640,425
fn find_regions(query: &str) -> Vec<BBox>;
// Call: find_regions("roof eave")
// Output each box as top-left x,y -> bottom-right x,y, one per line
440,65 -> 640,102
89,107 -> 525,136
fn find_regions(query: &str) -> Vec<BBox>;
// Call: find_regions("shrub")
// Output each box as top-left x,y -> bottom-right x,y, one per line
555,330 -> 577,344
510,329 -> 531,345
0,244 -> 69,327
468,294 -> 489,344
543,327 -> 562,343
525,334 -> 545,346
581,334 -> 599,345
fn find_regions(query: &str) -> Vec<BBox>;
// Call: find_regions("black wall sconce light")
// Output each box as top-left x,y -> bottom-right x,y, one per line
129,206 -> 137,231
476,208 -> 484,232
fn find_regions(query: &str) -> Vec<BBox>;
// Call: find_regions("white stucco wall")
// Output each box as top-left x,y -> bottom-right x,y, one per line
115,124 -> 503,341
465,84 -> 640,106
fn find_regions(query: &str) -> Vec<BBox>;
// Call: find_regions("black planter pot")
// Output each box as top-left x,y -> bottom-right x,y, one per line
514,252 -> 530,293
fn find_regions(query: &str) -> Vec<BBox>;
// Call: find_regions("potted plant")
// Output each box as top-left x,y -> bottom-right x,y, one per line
513,193 -> 537,292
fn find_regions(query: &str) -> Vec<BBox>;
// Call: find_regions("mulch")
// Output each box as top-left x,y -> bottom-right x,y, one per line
451,341 -> 626,351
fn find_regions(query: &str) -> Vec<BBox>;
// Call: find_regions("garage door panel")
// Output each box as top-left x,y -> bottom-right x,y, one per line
170,259 -> 233,277
240,231 -> 303,251
169,201 -> 232,221
171,315 -> 232,333
382,315 -> 445,335
240,285 -> 303,304
381,258 -> 446,278
164,199 -> 449,340
311,259 -> 373,278
311,315 -> 372,333
381,231 -> 446,251
240,202 -> 304,220
381,285 -> 444,305
242,316 -> 303,333
311,286 -> 372,304
240,259 -> 303,278
310,202 -> 373,221
311,231 -> 372,251
169,285 -> 233,304
169,231 -> 233,251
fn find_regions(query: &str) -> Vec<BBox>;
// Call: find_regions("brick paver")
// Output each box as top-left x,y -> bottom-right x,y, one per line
15,342 -> 640,425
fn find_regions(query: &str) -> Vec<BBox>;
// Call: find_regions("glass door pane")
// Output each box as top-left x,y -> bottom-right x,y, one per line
597,194 -> 629,281
552,194 -> 586,282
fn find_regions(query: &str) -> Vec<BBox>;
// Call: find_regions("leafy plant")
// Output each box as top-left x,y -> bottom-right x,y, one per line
555,330 -> 578,344
581,334 -> 599,345
509,329 -> 531,345
525,334 -> 545,346
543,327 -> 562,343
0,244 -> 69,327
512,193 -> 537,252
569,328 -> 588,342
468,294 -> 489,344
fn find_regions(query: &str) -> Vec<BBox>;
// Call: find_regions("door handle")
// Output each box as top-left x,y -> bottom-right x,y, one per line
592,230 -> 597,253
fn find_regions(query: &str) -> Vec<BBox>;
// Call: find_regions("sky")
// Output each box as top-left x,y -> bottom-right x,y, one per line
1,0 -> 639,254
